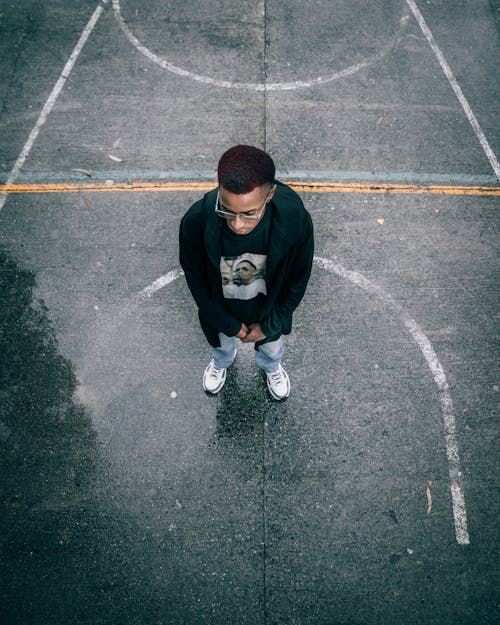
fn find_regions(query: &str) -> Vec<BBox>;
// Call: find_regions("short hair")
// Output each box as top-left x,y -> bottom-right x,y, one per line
217,145 -> 276,194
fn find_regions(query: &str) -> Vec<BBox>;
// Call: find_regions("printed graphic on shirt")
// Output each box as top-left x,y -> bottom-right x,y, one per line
220,253 -> 267,300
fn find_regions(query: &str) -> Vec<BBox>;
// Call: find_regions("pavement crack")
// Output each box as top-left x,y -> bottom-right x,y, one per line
262,0 -> 268,151
262,410 -> 268,625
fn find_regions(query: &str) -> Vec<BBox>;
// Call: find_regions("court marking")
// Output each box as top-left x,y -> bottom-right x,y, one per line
0,0 -> 108,214
113,0 -> 499,178
406,0 -> 500,178
136,257 -> 470,545
112,0 -> 410,91
138,269 -> 184,300
314,256 -> 469,546
2,180 -> 498,197
0,0 -> 482,543
1,0 -> 497,211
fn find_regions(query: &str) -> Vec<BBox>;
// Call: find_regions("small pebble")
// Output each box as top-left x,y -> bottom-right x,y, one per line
94,305 -> 99,311
493,385 -> 499,392
170,391 -> 177,399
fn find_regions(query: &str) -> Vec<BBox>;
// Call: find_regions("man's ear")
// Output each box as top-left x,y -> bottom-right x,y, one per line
267,184 -> 277,202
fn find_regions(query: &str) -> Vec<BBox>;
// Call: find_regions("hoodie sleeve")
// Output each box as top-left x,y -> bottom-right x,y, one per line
179,203 -> 242,337
259,211 -> 314,338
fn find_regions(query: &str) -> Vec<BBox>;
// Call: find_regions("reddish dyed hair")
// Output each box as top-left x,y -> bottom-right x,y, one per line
217,145 -> 276,194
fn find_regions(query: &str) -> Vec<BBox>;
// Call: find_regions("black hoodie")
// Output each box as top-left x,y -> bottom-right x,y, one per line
179,181 -> 314,347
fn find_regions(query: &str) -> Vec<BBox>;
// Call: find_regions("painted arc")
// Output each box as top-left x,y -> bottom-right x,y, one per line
113,0 -> 410,91
138,257 -> 470,545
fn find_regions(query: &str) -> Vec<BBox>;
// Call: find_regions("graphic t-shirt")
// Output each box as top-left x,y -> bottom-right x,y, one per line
220,207 -> 271,326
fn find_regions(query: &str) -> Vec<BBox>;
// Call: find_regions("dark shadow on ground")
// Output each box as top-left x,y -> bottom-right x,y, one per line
0,247 -> 103,623
0,245 -> 96,498
214,360 -> 290,438
214,363 -> 269,439
0,248 -> 179,625
0,247 -> 98,509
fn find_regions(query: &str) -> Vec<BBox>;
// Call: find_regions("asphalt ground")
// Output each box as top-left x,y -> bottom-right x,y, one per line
0,1 -> 499,624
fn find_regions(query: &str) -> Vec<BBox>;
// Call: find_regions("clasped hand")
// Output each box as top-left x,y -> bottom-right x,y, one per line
236,322 -> 266,343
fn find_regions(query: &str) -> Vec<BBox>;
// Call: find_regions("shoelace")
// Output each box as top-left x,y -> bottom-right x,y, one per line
269,368 -> 283,384
209,364 -> 224,378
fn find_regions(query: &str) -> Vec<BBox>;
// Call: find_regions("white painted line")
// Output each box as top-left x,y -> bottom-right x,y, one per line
403,317 -> 469,544
140,258 -> 470,544
406,0 -> 500,178
314,256 -> 470,545
138,268 -> 184,300
113,0 -> 408,91
0,1 -> 108,213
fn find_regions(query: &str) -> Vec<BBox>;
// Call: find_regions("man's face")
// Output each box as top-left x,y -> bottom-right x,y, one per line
235,261 -> 257,284
218,184 -> 276,235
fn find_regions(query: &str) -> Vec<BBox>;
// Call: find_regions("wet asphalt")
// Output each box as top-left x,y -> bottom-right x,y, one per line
0,1 -> 499,624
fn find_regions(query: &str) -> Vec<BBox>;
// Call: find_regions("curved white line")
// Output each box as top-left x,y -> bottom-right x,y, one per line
138,268 -> 184,300
113,0 -> 407,91
140,257 -> 469,545
314,256 -> 469,545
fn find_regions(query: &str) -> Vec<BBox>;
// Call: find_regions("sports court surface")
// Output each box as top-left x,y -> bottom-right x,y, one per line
0,1 -> 498,623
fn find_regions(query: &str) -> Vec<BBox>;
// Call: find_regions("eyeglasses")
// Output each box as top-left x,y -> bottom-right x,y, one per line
214,186 -> 274,222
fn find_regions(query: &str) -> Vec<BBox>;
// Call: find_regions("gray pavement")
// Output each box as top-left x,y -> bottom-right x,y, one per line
0,1 -> 499,624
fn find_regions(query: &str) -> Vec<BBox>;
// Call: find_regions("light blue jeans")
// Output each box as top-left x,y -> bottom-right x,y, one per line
212,333 -> 283,374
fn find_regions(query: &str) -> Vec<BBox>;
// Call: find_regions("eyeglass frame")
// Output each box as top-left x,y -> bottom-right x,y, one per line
214,185 -> 275,222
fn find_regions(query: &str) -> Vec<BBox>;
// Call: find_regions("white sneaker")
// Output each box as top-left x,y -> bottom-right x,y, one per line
203,359 -> 227,394
266,363 -> 290,400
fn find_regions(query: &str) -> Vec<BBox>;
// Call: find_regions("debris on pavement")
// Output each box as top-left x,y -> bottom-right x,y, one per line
70,168 -> 92,176
426,480 -> 433,515
377,111 -> 389,125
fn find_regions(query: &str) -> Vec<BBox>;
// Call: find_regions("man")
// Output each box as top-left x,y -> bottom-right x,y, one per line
179,145 -> 314,400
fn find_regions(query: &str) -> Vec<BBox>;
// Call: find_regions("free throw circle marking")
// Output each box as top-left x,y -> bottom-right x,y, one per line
113,0 -> 410,91
138,257 -> 469,545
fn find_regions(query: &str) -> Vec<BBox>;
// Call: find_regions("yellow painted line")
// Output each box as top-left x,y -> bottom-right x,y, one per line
289,182 -> 500,196
0,182 -> 215,193
0,181 -> 499,196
